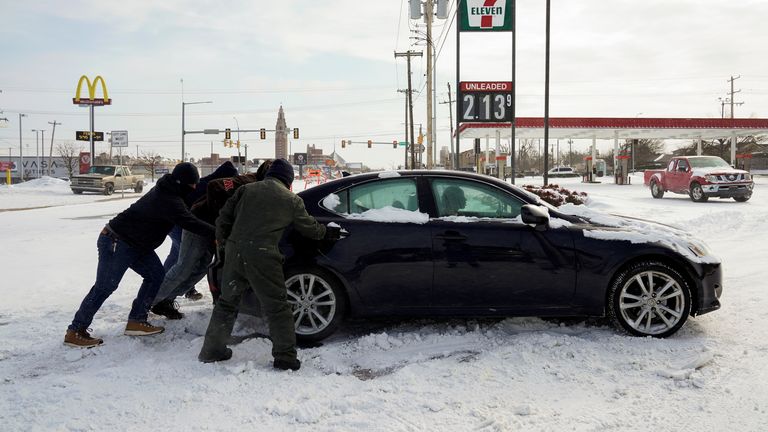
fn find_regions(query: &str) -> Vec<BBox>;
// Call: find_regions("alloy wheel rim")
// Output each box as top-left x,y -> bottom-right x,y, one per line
652,183 -> 660,195
285,274 -> 336,335
692,186 -> 703,200
619,270 -> 685,335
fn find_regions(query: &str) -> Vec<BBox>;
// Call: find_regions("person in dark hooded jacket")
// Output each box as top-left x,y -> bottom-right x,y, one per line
161,161 -> 238,300
64,162 -> 215,348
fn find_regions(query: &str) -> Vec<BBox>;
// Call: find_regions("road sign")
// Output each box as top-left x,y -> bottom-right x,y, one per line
293,153 -> 308,166
111,130 -> 128,147
76,131 -> 104,141
407,144 -> 426,153
398,141 -> 408,146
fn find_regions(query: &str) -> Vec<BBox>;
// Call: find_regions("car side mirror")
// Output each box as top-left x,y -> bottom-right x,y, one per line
521,204 -> 549,231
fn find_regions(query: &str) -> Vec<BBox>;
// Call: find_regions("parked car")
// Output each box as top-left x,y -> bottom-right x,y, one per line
213,171 -> 722,342
644,156 -> 754,202
547,166 -> 580,178
70,165 -> 144,195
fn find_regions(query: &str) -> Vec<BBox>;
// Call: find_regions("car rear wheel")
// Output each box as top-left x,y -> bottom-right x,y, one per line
608,261 -> 691,338
103,183 -> 114,196
285,267 -> 347,343
650,181 -> 664,199
689,182 -> 708,202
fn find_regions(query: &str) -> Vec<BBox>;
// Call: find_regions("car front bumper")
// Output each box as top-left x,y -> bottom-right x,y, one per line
701,182 -> 753,198
71,186 -> 106,192
695,262 -> 722,315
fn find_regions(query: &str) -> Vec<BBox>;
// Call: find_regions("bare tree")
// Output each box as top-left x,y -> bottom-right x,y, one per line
56,142 -> 83,179
139,151 -> 163,182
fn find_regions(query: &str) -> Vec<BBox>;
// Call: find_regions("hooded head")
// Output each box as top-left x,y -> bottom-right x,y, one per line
265,158 -> 294,188
205,161 -> 238,181
171,162 -> 200,194
254,159 -> 274,181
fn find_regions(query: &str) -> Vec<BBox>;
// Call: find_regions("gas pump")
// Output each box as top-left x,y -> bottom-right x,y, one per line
615,155 -> 631,185
736,154 -> 752,171
583,156 -> 594,183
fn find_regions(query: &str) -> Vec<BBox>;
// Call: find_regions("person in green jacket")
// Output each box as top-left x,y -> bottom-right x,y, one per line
198,159 -> 340,370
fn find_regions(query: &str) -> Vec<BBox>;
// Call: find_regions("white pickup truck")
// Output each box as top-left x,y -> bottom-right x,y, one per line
70,165 -> 145,195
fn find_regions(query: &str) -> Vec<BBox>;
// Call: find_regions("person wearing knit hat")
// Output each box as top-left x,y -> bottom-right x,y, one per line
265,158 -> 295,188
64,162 -> 215,348
198,158 -> 340,369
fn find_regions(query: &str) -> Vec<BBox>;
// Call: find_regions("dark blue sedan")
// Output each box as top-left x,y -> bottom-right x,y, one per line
235,170 -> 722,342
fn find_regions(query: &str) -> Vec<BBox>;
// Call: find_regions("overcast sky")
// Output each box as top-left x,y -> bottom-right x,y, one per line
1,0 -> 767,169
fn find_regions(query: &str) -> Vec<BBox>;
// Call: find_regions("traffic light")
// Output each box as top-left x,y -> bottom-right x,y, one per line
293,128 -> 300,139
259,128 -> 266,140
367,140 -> 372,148
225,128 -> 231,140
417,133 -> 424,145
341,140 -> 346,149
393,140 -> 397,149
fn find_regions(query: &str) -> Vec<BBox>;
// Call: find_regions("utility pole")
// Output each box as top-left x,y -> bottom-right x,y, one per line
439,82 -> 454,168
395,50 -> 423,170
398,89 -> 413,169
728,75 -> 743,119
48,121 -> 61,177
31,129 -> 40,178
425,0 -> 434,169
40,130 -> 45,175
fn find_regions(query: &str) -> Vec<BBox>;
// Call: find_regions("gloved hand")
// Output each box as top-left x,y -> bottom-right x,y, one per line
324,225 -> 342,241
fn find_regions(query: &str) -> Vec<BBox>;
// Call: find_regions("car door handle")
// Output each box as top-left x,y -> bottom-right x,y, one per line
435,233 -> 468,241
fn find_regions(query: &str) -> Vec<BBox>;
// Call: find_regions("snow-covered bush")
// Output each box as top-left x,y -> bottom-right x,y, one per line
522,184 -> 588,207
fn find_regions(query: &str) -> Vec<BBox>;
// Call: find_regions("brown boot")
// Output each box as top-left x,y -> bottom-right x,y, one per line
124,321 -> 165,336
64,328 -> 104,348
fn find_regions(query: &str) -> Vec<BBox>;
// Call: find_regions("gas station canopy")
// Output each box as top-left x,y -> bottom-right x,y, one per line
458,118 -> 768,140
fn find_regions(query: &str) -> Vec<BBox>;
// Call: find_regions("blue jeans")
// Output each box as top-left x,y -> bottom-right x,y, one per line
162,225 -> 183,272
69,233 -> 165,330
153,230 -> 213,304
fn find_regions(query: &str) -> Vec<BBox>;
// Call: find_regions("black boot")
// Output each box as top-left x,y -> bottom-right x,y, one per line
151,299 -> 184,320
185,288 -> 204,301
199,302 -> 238,363
273,358 -> 301,371
198,347 -> 232,363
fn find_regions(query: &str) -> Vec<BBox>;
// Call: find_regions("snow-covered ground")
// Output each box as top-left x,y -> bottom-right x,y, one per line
1,174 -> 768,431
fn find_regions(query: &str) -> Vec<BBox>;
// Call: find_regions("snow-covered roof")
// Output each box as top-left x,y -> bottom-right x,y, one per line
458,117 -> 768,140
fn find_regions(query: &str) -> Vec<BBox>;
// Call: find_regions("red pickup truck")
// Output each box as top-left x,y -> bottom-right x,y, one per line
644,156 -> 754,202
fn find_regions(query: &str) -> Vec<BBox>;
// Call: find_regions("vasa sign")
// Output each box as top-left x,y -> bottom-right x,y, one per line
460,0 -> 513,32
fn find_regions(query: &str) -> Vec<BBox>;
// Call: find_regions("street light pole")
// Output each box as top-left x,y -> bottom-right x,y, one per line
18,113 -> 27,182
181,101 -> 213,162
233,116 -> 243,173
32,129 -> 39,178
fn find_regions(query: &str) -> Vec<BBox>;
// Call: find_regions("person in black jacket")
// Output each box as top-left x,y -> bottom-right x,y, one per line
160,161 -> 238,301
64,163 -> 215,348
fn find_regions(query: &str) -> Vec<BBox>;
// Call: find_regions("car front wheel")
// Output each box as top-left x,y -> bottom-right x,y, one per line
134,181 -> 143,193
734,192 -> 751,202
689,182 -> 708,202
608,261 -> 692,338
285,267 -> 347,343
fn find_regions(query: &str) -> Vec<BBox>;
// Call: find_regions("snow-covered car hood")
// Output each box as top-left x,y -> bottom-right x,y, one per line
691,167 -> 749,178
557,203 -> 720,264
71,173 -> 108,179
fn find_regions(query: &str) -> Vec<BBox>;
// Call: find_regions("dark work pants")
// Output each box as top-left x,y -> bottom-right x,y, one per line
200,242 -> 296,362
69,233 -> 164,331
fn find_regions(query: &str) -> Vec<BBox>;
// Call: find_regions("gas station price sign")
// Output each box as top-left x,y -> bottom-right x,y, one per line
459,81 -> 513,122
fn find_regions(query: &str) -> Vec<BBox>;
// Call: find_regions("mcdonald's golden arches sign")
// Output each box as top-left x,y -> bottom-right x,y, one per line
72,75 -> 111,106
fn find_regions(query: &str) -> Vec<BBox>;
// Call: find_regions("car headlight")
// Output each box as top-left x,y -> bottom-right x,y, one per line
744,173 -> 752,181
688,240 -> 711,258
705,175 -> 718,183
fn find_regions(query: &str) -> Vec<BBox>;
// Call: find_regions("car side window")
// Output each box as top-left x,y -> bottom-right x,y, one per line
431,178 -> 524,219
677,160 -> 689,171
333,178 -> 419,215
667,160 -> 676,171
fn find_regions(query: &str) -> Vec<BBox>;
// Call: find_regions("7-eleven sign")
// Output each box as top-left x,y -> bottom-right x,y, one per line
460,0 -> 513,32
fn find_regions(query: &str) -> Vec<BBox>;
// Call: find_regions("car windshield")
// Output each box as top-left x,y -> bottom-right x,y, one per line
688,157 -> 731,169
88,166 -> 115,175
